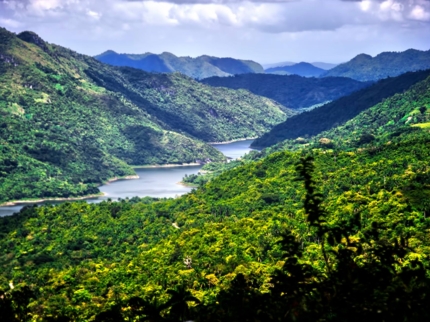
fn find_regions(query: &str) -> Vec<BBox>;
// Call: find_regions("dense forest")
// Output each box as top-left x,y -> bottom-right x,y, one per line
322,48 -> 430,81
1,25 -> 430,322
0,27 -> 289,204
253,69 -> 430,148
95,50 -> 264,80
200,74 -> 369,109
1,124 -> 429,320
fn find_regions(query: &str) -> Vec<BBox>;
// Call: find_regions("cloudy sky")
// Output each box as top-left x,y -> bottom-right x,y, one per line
0,0 -> 429,64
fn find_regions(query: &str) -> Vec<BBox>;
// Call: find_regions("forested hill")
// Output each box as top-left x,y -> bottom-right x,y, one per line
321,48 -> 430,81
265,62 -> 326,77
95,50 -> 264,79
200,73 -> 369,109
0,27 -> 288,204
1,124 -> 429,320
252,69 -> 430,148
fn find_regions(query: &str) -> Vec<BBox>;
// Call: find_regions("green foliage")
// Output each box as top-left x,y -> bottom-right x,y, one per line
1,126 -> 429,320
253,69 -> 430,148
201,73 -> 369,109
322,49 -> 430,81
0,27 -> 289,203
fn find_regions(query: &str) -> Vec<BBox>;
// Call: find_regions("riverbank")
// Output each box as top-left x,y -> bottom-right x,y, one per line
133,163 -> 201,169
208,137 -> 257,145
0,175 -> 140,207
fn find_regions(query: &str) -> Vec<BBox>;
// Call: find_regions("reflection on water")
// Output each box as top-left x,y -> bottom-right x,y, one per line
0,139 -> 254,217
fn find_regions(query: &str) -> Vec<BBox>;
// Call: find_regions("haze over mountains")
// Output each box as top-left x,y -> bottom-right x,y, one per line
265,62 -> 327,77
95,50 -> 264,80
200,74 -> 370,109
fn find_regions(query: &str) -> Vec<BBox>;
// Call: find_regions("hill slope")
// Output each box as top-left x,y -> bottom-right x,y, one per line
265,62 -> 326,77
252,69 -> 430,148
0,125 -> 429,320
201,73 -> 369,109
0,27 -> 289,203
95,50 -> 264,79
322,49 -> 430,81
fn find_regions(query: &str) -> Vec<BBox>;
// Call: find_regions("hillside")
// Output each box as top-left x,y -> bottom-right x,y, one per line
252,69 -> 430,148
95,50 -> 264,79
201,73 -> 369,109
0,125 -> 429,320
265,62 -> 326,77
0,27 -> 288,204
322,49 -> 430,81
270,70 -> 430,153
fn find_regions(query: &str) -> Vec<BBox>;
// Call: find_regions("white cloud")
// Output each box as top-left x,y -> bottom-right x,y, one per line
0,0 -> 428,62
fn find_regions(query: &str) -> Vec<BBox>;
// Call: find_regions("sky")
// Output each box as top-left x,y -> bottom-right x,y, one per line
0,0 -> 429,64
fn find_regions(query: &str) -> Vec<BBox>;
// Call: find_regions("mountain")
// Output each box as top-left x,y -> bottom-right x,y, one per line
95,50 -> 264,79
311,61 -> 338,70
0,27 -> 289,204
200,73 -> 369,109
265,62 -> 326,77
321,49 -> 430,81
261,61 -> 296,69
252,69 -> 430,148
1,117 -> 429,320
262,61 -> 338,70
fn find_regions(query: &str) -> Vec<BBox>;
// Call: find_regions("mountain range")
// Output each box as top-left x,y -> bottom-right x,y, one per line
0,27 -> 290,204
265,62 -> 327,77
251,68 -> 430,148
95,50 -> 264,80
322,49 -> 430,81
200,73 -> 370,109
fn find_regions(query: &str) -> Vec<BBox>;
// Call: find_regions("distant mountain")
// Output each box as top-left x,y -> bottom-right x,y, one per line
95,50 -> 264,79
262,61 -> 296,69
252,68 -> 430,148
311,62 -> 338,70
200,73 -> 369,109
0,27 -> 289,204
322,49 -> 430,81
265,62 -> 326,77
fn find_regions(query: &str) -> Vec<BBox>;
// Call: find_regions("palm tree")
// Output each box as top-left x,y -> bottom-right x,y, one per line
164,285 -> 200,321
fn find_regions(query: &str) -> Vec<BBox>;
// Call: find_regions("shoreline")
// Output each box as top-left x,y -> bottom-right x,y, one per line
208,137 -> 257,145
0,175 -> 140,207
133,163 -> 202,169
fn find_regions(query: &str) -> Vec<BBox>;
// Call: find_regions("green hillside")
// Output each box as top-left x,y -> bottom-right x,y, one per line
322,49 -> 430,81
269,69 -> 430,154
1,126 -> 429,320
0,28 -> 288,204
95,50 -> 264,80
252,69 -> 430,148
201,73 -> 369,109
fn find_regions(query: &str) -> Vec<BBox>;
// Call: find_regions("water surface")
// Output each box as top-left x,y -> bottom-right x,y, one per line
0,139 -> 254,217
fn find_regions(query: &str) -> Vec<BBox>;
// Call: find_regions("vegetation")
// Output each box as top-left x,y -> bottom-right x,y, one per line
0,27 -> 289,203
1,122 -> 429,319
201,73 -> 369,109
322,49 -> 430,81
253,69 -> 430,148
265,62 -> 326,77
95,50 -> 264,80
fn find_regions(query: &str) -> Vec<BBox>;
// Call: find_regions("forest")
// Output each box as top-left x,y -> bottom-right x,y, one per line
1,25 -> 430,322
0,27 -> 288,204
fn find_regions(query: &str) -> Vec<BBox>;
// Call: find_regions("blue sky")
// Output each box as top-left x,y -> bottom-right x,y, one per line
0,0 -> 429,64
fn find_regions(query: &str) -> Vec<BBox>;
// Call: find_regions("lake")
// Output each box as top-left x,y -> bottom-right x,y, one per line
0,139 -> 255,217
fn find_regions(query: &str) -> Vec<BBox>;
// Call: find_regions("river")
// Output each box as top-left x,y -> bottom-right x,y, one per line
0,139 -> 255,217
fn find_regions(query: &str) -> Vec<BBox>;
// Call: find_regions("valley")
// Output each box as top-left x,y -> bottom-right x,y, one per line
0,13 -> 429,321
